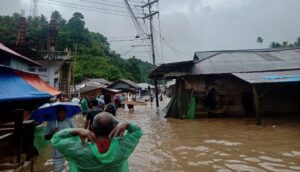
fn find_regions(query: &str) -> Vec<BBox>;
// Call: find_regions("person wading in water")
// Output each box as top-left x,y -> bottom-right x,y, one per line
51,112 -> 143,172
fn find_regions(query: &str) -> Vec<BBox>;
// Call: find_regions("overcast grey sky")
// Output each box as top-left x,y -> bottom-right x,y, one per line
1,0 -> 300,63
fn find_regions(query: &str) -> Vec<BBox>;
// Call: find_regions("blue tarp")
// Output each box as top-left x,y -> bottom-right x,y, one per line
0,65 -> 51,102
263,75 -> 300,82
233,69 -> 300,84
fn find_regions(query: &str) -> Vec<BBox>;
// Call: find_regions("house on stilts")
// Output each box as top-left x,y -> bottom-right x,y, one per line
150,48 -> 300,125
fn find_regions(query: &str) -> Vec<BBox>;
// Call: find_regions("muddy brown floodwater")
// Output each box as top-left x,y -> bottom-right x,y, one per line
36,97 -> 300,172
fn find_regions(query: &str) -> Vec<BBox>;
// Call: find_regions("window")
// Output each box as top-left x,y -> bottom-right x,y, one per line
0,56 -> 11,66
39,67 -> 47,72
28,66 -> 36,72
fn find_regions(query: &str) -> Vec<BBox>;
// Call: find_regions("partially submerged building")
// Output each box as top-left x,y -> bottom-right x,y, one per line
108,79 -> 141,93
150,48 -> 300,124
138,83 -> 155,96
78,80 -> 121,104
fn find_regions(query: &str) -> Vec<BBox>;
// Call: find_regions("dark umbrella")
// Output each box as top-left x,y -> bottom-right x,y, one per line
31,102 -> 81,122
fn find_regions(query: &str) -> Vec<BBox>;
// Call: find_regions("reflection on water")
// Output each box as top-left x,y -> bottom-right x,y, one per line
36,97 -> 300,172
116,98 -> 300,172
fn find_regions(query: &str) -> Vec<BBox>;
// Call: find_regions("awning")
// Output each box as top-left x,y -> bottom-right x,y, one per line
233,69 -> 300,84
0,42 -> 41,66
0,65 -> 61,102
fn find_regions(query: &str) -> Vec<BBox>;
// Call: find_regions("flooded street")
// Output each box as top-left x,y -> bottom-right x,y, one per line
36,98 -> 300,172
119,98 -> 300,172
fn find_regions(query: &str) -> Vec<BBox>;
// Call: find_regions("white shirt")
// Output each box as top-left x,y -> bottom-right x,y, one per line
71,97 -> 80,104
127,95 -> 133,102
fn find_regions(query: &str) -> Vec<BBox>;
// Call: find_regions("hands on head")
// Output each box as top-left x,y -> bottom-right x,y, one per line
108,122 -> 129,139
72,122 -> 130,143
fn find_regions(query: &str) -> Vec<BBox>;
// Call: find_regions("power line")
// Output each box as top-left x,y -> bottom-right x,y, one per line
109,39 -> 137,42
81,0 -> 145,14
80,0 -> 126,9
112,39 -> 142,51
109,38 -> 148,42
157,1 -> 164,64
39,0 -> 134,17
128,0 -> 145,4
124,0 -> 147,37
30,0 -> 39,17
152,26 -> 191,58
124,0 -> 151,61
43,0 -> 132,14
108,35 -> 137,39
121,46 -> 137,56
117,39 -> 148,56
119,50 -> 151,53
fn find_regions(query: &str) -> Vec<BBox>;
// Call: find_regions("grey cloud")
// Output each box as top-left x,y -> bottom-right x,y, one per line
1,0 -> 300,63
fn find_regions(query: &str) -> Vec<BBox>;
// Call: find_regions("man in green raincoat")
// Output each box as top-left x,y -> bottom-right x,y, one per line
51,112 -> 143,172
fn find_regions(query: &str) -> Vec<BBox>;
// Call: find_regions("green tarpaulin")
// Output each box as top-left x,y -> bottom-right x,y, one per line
34,125 -> 48,153
187,96 -> 196,119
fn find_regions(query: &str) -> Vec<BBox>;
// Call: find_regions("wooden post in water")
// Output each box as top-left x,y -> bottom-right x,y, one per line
252,86 -> 262,125
13,109 -> 24,162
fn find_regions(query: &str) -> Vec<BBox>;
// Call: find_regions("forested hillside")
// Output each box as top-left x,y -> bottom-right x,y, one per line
0,11 -> 154,83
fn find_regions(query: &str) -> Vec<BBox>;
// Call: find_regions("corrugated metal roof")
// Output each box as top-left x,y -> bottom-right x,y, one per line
193,52 -> 220,61
149,60 -> 193,78
233,69 -> 300,83
138,83 -> 154,90
86,78 -> 112,85
79,81 -> 121,93
191,49 -> 300,75
120,79 -> 140,89
150,48 -> 300,78
108,79 -> 141,89
79,81 -> 106,93
6,44 -> 43,60
0,42 -> 41,66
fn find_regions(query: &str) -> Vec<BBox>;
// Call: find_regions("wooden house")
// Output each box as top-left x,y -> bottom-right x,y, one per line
150,48 -> 300,125
79,81 -> 121,104
107,79 -> 141,93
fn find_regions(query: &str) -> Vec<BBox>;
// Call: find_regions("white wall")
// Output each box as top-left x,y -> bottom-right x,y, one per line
10,59 -> 29,71
36,60 -> 64,88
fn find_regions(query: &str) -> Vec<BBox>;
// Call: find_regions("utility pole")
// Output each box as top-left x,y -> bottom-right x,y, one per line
30,0 -> 39,17
142,0 -> 159,107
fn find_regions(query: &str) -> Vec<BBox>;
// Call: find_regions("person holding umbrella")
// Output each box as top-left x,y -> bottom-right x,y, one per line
45,105 -> 76,172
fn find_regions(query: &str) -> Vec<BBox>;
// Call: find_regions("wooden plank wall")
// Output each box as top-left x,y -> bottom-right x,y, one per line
185,75 -> 252,116
184,75 -> 300,117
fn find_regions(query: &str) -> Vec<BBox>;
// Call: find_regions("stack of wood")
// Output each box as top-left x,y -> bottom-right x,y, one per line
0,115 -> 35,172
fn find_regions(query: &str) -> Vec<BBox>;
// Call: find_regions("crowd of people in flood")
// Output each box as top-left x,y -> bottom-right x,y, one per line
43,92 -> 143,172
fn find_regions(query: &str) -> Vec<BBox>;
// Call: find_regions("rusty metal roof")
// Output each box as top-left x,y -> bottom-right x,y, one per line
232,69 -> 300,83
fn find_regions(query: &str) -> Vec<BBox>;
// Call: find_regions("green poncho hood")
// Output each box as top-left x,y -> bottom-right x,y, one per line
51,123 -> 143,172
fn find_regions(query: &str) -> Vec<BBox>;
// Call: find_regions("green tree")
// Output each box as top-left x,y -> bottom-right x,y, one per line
0,12 -> 155,84
256,37 -> 263,48
282,41 -> 288,48
269,37 -> 300,48
0,13 -> 20,44
51,10 -> 66,27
